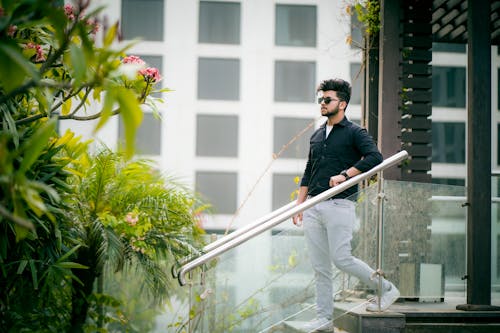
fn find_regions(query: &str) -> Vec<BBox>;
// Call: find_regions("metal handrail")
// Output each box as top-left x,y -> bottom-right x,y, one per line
176,150 -> 409,286
171,201 -> 296,278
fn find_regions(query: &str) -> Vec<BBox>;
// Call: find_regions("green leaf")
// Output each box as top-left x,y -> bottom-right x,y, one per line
103,22 -> 119,47
93,89 -> 115,134
55,261 -> 88,270
70,44 -> 86,84
116,88 -> 143,157
23,187 -> 45,217
57,244 -> 82,263
17,259 -> 28,274
29,259 -> 39,289
18,118 -> 56,173
0,42 -> 39,92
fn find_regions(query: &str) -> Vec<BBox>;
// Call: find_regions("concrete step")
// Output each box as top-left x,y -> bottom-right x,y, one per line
403,323 -> 500,333
283,320 -> 350,332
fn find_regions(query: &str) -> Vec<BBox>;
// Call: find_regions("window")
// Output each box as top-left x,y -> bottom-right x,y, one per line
199,1 -> 240,44
432,122 -> 466,164
196,115 -> 238,157
350,63 -> 363,105
140,55 -> 163,98
498,68 -> 500,110
274,61 -> 316,102
196,171 -> 237,214
432,66 -> 466,108
121,0 -> 164,41
272,173 -> 299,210
431,178 -> 465,186
118,112 -> 162,155
432,43 -> 466,53
198,58 -> 240,100
273,117 -> 314,159
498,123 -> 500,165
275,4 -> 316,47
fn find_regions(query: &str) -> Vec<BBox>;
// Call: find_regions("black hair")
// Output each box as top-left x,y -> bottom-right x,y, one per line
317,78 -> 351,105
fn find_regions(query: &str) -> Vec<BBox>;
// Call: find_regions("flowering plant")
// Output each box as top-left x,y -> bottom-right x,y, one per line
0,0 -> 167,157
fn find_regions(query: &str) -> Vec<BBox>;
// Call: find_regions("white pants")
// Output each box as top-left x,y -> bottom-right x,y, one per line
303,198 -> 389,319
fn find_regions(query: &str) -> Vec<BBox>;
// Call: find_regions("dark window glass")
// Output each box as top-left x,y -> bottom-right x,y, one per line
431,178 -> 465,186
119,112 -> 161,155
196,115 -> 238,157
274,61 -> 316,102
432,66 -> 466,108
350,63 -> 363,105
196,171 -> 237,214
273,117 -> 314,159
275,4 -> 317,47
121,0 -> 164,41
432,122 -> 466,163
272,173 -> 299,210
199,1 -> 240,44
198,58 -> 240,100
432,43 -> 466,53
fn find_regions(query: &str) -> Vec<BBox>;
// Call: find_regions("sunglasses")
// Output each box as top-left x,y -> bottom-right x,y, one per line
317,96 -> 340,104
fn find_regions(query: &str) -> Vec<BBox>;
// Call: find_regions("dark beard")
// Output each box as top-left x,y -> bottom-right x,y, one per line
323,107 -> 339,118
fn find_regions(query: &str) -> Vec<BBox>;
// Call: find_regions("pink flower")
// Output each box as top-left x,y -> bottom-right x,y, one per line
122,55 -> 145,66
25,42 -> 36,49
86,19 -> 99,34
35,44 -> 45,62
64,4 -> 75,20
139,67 -> 161,82
7,25 -> 17,37
126,212 -> 138,226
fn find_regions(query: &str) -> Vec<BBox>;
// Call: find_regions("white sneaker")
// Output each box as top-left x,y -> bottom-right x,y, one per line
302,317 -> 333,332
366,282 -> 400,312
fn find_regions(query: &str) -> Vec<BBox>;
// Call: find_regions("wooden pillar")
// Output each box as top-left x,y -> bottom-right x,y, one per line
456,0 -> 497,311
378,0 -> 401,180
365,34 -> 379,142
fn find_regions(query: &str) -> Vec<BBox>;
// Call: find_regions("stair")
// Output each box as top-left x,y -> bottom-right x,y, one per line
283,320 -> 350,332
328,299 -> 500,333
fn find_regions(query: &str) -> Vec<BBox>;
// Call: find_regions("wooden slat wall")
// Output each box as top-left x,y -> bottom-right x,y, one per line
400,0 -> 433,182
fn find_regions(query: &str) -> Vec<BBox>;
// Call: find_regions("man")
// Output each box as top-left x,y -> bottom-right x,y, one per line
292,78 -> 400,332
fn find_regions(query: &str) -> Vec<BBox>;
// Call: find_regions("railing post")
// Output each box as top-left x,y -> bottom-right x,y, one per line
188,270 -> 193,333
375,171 -> 385,311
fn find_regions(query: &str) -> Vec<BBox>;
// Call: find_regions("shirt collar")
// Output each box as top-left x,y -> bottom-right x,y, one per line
321,116 -> 350,129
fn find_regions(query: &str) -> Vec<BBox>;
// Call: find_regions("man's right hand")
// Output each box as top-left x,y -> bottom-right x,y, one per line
292,212 -> 303,227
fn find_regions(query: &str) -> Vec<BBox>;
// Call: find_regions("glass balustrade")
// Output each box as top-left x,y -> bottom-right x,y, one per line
151,179 -> 481,332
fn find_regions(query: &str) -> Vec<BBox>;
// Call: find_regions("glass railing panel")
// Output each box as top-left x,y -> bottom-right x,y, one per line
156,179 -> 472,332
379,180 -> 467,303
151,229 -> 312,333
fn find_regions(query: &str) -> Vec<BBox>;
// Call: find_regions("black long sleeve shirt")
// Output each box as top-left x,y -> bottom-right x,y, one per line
300,116 -> 383,199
